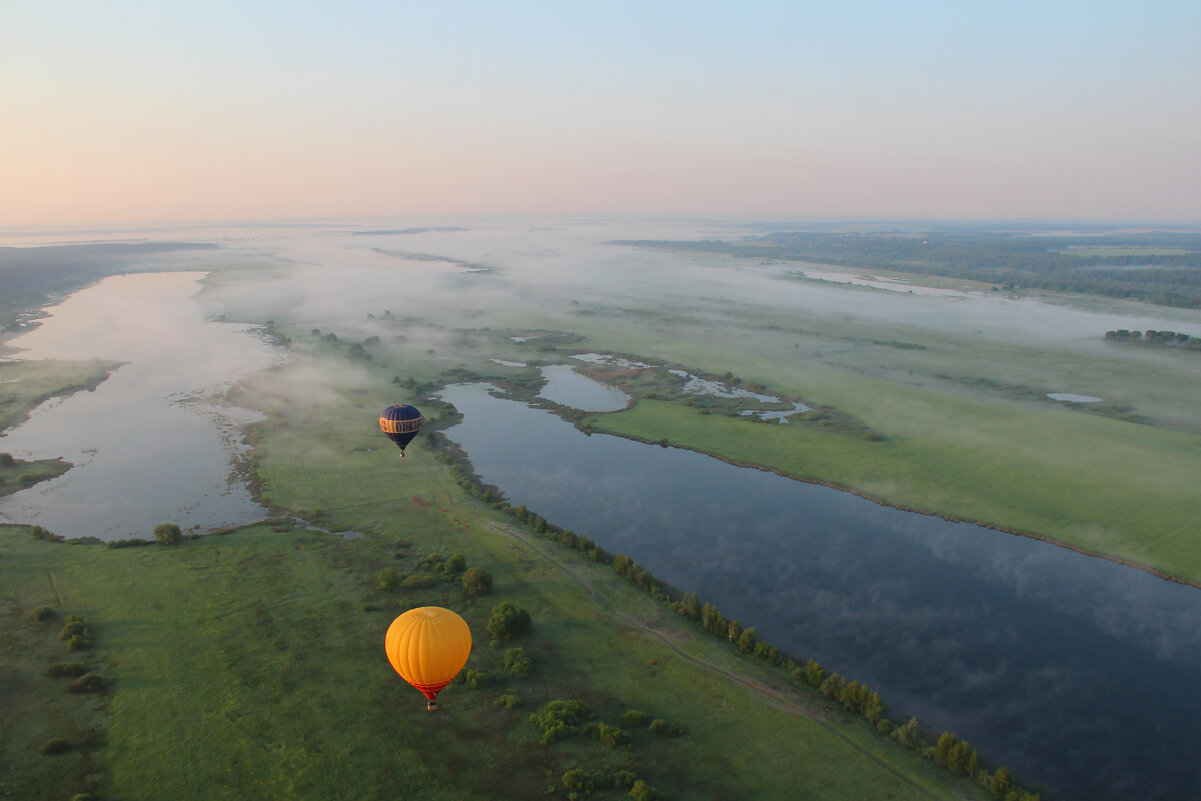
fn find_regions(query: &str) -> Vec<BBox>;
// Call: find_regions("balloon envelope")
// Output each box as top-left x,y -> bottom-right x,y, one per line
380,404 -> 422,452
384,607 -> 472,702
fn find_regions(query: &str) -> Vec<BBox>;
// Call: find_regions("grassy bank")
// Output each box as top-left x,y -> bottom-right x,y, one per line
583,382 -> 1201,585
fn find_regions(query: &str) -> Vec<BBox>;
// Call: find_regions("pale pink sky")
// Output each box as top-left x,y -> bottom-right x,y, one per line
3,1 -> 1199,226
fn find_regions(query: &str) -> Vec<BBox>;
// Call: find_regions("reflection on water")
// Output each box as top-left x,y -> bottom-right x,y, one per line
442,382 -> 1201,801
538,365 -> 630,411
0,273 -> 277,539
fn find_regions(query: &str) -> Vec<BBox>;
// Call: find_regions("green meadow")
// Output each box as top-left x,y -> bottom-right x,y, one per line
0,350 -> 991,801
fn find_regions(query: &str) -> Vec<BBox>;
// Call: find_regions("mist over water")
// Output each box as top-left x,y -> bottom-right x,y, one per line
0,272 -> 277,538
2,218 -> 1200,799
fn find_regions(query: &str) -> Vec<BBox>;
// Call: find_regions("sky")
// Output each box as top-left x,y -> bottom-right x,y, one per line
2,1 -> 1199,226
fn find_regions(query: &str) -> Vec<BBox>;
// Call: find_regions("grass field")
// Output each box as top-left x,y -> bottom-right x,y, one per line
1,349 -> 992,801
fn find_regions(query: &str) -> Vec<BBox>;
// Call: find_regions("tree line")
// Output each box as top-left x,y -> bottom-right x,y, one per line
1105,329 -> 1201,351
427,439 -> 1046,801
624,231 -> 1201,308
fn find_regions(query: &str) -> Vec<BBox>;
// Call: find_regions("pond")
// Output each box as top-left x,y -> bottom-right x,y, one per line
440,382 -> 1201,801
538,364 -> 630,411
0,272 -> 277,539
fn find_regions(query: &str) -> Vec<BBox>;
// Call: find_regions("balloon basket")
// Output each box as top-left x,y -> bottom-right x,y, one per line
426,700 -> 438,711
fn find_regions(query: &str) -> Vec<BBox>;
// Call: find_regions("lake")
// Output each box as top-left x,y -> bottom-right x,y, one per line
0,272 -> 277,539
441,380 -> 1201,801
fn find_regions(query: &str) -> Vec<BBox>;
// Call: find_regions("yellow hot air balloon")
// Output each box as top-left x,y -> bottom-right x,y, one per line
384,606 -> 472,710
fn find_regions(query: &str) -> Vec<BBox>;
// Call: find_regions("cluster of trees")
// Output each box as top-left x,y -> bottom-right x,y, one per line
629,232 -> 1201,308
1106,329 -> 1201,350
377,551 -> 493,597
529,699 -> 669,800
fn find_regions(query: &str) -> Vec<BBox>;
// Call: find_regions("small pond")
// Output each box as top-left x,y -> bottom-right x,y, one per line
538,364 -> 630,411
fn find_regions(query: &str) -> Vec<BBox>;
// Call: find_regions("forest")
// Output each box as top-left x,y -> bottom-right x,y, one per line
622,230 -> 1201,308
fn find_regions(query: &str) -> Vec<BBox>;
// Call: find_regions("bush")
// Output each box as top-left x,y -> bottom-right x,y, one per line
28,606 -> 56,622
45,662 -> 88,678
461,567 -> 493,597
629,779 -> 661,801
621,710 -> 647,727
876,718 -> 895,735
487,602 -> 531,640
494,693 -> 521,710
647,718 -> 683,736
39,737 -> 71,755
68,673 -> 107,693
154,523 -> 182,545
441,553 -> 466,578
377,567 -> 401,592
503,647 -> 533,678
464,669 -> 488,689
401,574 -> 437,590
67,635 -> 93,651
596,722 -> 630,748
59,621 -> 90,641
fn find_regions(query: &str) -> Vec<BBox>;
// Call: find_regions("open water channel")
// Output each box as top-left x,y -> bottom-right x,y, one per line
0,272 -> 276,538
441,380 -> 1201,801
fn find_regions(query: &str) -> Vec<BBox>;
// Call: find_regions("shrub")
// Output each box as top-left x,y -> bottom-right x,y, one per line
629,779 -> 661,801
59,621 -> 90,641
68,673 -> 107,693
441,553 -> 466,578
28,606 -> 56,622
503,647 -> 533,678
530,699 -> 590,743
39,737 -> 71,755
377,567 -> 401,592
67,635 -> 93,651
621,710 -> 647,727
494,693 -> 521,710
401,574 -> 437,590
153,523 -> 182,545
464,669 -> 488,689
647,718 -> 683,736
876,718 -> 895,735
597,722 -> 630,748
45,662 -> 88,678
487,602 -> 531,640
461,567 -> 493,597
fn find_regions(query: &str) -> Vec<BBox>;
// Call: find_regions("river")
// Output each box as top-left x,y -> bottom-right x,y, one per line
440,380 -> 1201,801
0,272 -> 277,539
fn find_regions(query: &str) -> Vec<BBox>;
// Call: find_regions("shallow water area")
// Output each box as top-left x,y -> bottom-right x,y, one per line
441,381 -> 1201,801
1047,392 -> 1104,402
0,272 -> 278,539
538,364 -> 630,411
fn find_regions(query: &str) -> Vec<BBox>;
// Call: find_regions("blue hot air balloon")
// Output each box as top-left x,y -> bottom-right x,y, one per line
379,404 -> 422,456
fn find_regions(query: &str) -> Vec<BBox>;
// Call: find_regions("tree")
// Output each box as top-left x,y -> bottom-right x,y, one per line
504,647 -> 533,678
737,627 -> 757,653
461,567 -> 493,597
154,523 -> 182,545
377,567 -> 401,592
894,716 -> 923,749
991,767 -> 1013,800
487,602 -> 531,640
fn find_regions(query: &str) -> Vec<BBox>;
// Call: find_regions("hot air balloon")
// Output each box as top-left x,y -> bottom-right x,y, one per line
379,404 -> 422,456
384,606 -> 472,710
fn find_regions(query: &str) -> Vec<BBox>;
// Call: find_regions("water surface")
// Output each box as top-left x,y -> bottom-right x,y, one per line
0,272 -> 277,539
441,382 -> 1201,801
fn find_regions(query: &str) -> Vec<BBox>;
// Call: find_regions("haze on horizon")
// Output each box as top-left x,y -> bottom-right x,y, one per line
2,1 -> 1199,228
